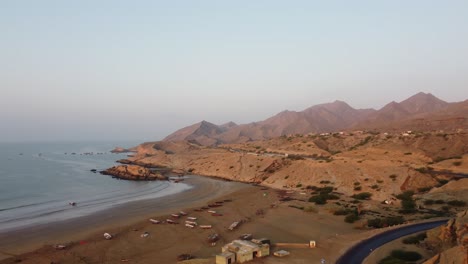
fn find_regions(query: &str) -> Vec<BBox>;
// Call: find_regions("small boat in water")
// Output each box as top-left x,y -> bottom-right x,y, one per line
69,202 -> 77,206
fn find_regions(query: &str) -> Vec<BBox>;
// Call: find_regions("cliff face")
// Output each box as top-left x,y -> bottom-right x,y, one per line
424,210 -> 468,264
101,165 -> 166,181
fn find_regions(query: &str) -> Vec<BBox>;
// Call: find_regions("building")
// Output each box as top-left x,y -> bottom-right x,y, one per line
216,239 -> 270,264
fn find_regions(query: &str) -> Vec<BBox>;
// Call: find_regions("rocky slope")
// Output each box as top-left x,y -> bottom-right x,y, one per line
423,210 -> 467,264
117,131 -> 468,201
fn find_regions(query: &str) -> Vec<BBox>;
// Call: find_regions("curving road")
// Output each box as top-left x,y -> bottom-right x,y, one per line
335,219 -> 447,264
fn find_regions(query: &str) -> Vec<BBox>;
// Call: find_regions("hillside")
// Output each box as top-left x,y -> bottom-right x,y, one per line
164,92 -> 467,146
122,130 -> 468,202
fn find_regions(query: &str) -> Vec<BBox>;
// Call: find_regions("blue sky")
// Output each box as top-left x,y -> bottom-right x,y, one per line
1,1 -> 467,142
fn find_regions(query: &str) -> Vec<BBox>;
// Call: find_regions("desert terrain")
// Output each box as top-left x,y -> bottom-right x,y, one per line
2,92 -> 467,264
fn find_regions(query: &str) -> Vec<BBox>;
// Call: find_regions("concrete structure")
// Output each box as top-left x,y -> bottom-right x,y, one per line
216,252 -> 235,264
216,239 -> 270,264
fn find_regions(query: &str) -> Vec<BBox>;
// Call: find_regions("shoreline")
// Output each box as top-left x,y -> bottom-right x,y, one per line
0,175 -> 249,259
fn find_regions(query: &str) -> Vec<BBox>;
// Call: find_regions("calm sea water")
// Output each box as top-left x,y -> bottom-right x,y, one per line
0,141 -> 191,232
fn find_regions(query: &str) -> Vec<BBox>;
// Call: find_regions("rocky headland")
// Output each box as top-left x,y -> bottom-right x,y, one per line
100,165 -> 167,181
108,131 -> 467,201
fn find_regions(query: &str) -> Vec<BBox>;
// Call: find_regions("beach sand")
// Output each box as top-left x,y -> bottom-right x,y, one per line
0,176 -> 365,264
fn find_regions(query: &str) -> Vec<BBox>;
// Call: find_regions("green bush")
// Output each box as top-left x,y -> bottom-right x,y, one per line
396,191 -> 414,200
352,192 -> 372,200
318,186 -> 334,194
367,216 -> 405,228
333,209 -> 353,215
344,213 -> 360,223
453,161 -> 462,166
402,233 -> 427,244
353,186 -> 362,191
390,250 -> 422,261
309,195 -> 327,204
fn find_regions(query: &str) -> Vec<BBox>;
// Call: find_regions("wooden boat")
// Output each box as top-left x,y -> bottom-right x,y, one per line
171,214 -> 180,218
185,221 -> 197,226
207,210 -> 216,214
185,224 -> 195,228
228,221 -> 240,231
194,208 -> 204,212
187,217 -> 197,220
166,219 -> 177,224
199,225 -> 212,229
149,219 -> 160,224
179,211 -> 188,216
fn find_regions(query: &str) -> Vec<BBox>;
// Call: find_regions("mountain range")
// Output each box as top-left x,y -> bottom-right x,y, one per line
164,92 -> 468,145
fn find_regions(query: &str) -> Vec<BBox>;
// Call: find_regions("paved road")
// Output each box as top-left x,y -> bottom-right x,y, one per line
335,219 -> 447,264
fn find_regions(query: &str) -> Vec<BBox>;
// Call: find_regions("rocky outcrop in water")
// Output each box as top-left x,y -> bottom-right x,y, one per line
110,147 -> 134,153
100,165 -> 167,181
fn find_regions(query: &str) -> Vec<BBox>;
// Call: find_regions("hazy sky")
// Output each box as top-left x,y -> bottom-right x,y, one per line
1,1 -> 467,142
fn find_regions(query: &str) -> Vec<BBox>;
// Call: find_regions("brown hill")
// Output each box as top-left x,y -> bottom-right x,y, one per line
354,92 -> 454,130
164,93 -> 467,145
163,120 -> 226,146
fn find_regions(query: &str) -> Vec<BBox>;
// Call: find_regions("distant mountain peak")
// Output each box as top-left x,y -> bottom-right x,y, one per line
220,121 -> 238,129
163,92 -> 464,146
400,92 -> 448,114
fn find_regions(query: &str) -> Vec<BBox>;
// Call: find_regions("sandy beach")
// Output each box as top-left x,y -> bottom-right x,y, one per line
0,176 -> 247,261
0,174 -> 373,264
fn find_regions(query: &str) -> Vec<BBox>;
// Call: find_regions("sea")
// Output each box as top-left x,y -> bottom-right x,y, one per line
0,141 -> 191,232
